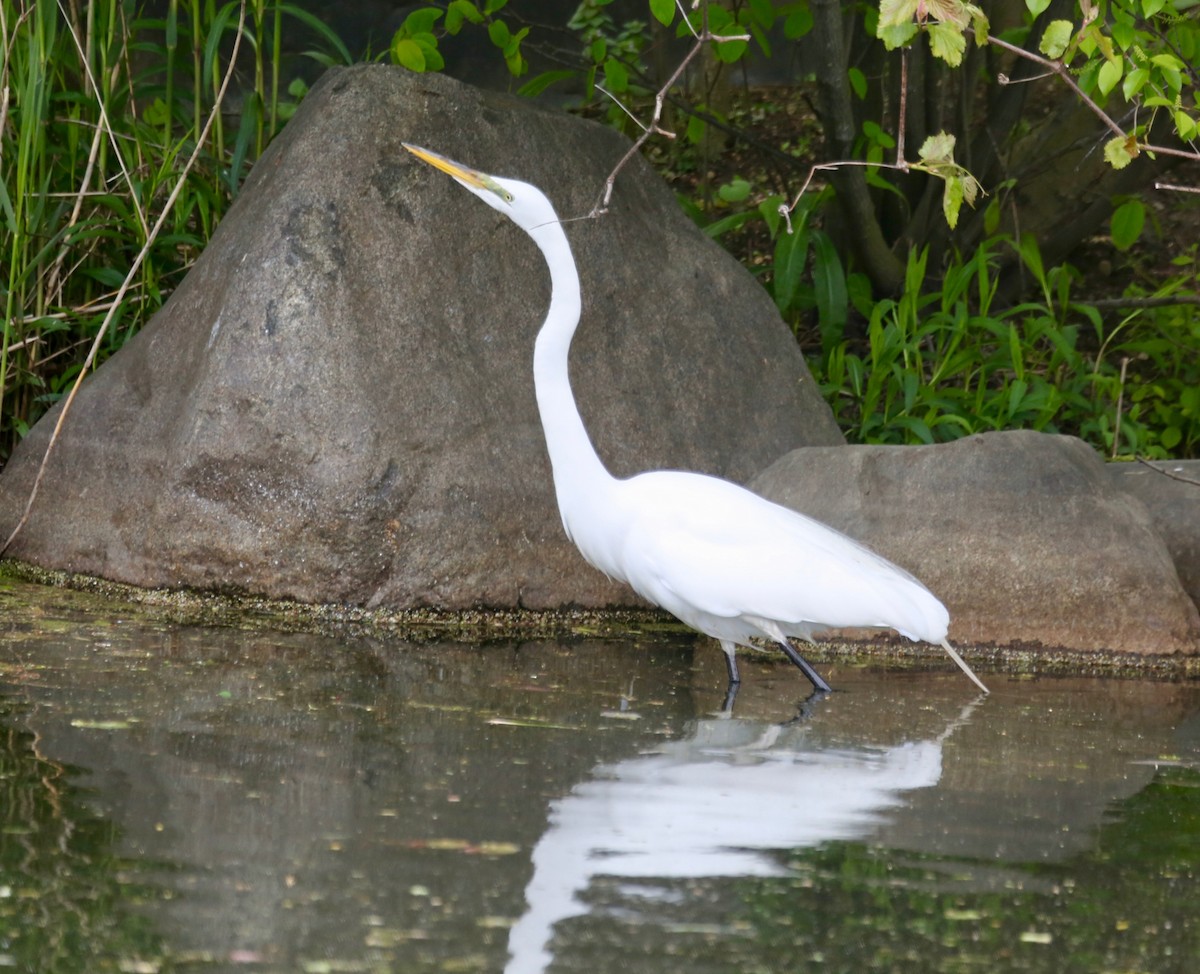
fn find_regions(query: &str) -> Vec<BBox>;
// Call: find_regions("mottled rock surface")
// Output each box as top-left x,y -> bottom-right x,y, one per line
752,430 -> 1200,655
1108,459 -> 1200,608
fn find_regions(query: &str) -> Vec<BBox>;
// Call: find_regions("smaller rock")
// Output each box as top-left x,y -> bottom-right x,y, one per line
1108,460 -> 1200,608
751,430 -> 1200,655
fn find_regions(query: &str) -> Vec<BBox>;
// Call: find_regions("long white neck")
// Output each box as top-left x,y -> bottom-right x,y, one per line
527,219 -> 615,541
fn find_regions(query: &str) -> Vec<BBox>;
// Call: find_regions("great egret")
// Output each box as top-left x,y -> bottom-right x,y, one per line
403,143 -> 988,697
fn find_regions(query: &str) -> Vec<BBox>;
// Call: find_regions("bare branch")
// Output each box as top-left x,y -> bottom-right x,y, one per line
989,34 -> 1200,166
1135,455 -> 1200,487
588,27 -> 750,218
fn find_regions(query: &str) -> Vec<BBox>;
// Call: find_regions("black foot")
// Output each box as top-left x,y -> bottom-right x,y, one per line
778,641 -> 833,694
794,686 -> 832,721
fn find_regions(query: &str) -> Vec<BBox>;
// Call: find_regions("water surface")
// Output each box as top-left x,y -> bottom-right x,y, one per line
1,580 -> 1197,973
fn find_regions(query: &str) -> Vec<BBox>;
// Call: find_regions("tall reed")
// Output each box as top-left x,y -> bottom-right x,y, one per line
0,0 -> 351,464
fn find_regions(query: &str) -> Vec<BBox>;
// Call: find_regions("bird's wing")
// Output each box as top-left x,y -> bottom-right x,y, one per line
616,471 -> 945,639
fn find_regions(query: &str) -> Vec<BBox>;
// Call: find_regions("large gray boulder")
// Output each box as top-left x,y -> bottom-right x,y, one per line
751,430 -> 1200,655
0,65 -> 842,609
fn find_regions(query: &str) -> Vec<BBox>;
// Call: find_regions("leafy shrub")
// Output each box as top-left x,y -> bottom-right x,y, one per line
694,179 -> 1199,459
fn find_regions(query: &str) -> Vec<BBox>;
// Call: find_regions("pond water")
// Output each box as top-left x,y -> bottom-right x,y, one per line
1,579 -> 1198,974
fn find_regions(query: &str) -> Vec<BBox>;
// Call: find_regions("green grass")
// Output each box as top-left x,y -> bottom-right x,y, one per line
810,236 -> 1200,458
0,0 -> 350,463
692,180 -> 1200,460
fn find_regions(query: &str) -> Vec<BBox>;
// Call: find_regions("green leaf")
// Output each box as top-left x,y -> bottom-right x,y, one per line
784,7 -> 814,39
848,67 -> 867,100
1104,135 -> 1137,169
489,19 -> 511,47
877,22 -> 919,50
750,23 -> 773,58
143,97 -> 169,128
1110,199 -> 1145,251
505,49 -> 528,77
1015,232 -> 1046,286
1097,57 -> 1123,96
1152,54 -> 1183,93
518,69 -> 575,98
507,24 -> 529,54
718,177 -> 752,203
772,226 -> 810,313
757,194 -> 786,236
878,0 -> 920,29
403,8 -> 443,34
984,196 -> 1002,236
748,0 -> 774,29
1025,0 -> 1052,14
928,22 -> 967,67
713,33 -> 748,63
449,0 -> 484,27
1123,67 -> 1149,101
602,58 -> 629,92
392,37 -> 426,71
1111,19 -> 1136,50
1039,20 -> 1074,60
919,131 -> 957,165
278,3 -> 354,64
1174,110 -> 1199,141
812,232 -> 848,350
649,0 -> 675,27
969,4 -> 990,45
943,175 -> 965,228
417,38 -> 445,72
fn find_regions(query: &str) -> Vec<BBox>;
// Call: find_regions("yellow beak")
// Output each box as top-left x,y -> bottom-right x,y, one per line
402,142 -> 490,191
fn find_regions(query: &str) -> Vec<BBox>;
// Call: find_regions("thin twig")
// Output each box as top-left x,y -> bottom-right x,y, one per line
787,159 -> 912,217
1087,294 -> 1200,309
1135,455 -> 1200,487
0,2 -> 248,557
990,34 -> 1200,164
589,26 -> 750,217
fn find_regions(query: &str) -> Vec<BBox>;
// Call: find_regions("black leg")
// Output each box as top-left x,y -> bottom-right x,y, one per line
777,640 -> 832,694
724,649 -> 741,685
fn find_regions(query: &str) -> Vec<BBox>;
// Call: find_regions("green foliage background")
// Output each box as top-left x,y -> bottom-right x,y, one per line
2,0 -> 1198,464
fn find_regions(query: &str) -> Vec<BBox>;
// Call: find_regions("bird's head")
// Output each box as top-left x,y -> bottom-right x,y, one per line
403,142 -> 559,236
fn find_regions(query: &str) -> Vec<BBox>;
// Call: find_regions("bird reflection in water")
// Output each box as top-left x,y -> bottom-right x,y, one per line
503,696 -> 983,974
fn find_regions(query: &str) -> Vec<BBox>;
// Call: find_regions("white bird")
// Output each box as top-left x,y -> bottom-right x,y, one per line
403,143 -> 988,697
